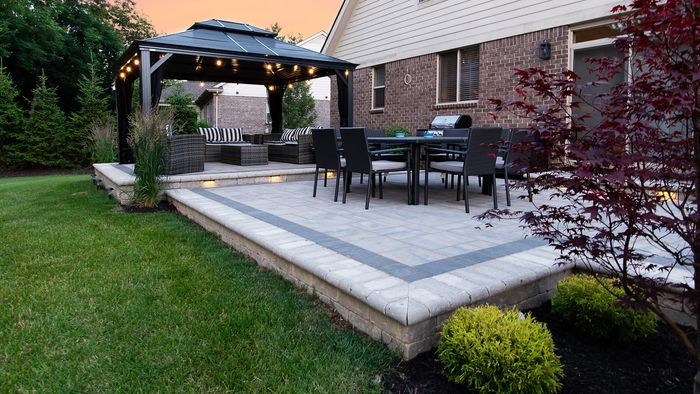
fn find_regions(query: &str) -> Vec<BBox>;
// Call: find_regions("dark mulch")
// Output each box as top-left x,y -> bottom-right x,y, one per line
384,301 -> 696,394
120,201 -> 176,213
0,167 -> 92,178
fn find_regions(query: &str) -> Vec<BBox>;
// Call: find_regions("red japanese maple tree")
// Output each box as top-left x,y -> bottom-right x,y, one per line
488,0 -> 700,389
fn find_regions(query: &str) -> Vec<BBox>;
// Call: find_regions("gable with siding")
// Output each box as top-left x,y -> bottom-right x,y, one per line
323,0 -> 623,68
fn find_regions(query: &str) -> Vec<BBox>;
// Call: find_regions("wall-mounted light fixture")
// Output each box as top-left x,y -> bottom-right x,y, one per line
538,40 -> 551,60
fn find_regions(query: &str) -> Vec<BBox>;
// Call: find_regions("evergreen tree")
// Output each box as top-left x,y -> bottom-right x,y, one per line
15,72 -> 68,167
70,60 -> 112,165
0,62 -> 23,167
283,82 -> 317,128
165,84 -> 197,134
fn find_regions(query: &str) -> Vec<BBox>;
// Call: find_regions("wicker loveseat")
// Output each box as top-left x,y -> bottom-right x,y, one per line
263,127 -> 315,164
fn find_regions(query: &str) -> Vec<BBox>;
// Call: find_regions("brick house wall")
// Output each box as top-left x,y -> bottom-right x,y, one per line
203,95 -> 331,132
214,96 -> 269,134
331,26 -> 568,131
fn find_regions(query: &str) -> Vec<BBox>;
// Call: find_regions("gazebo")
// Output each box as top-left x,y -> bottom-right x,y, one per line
114,19 -> 357,163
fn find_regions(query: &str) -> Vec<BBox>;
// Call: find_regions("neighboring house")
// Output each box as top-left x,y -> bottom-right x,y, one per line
195,32 -> 332,133
159,81 -> 214,108
322,0 -> 624,131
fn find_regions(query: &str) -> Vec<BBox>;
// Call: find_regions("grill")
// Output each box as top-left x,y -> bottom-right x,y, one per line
427,115 -> 472,135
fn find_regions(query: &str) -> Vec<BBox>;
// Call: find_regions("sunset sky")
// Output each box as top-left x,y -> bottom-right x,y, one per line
134,0 -> 344,39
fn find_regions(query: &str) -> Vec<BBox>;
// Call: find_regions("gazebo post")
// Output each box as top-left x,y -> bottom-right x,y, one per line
116,76 -> 134,164
267,83 -> 286,134
336,70 -> 353,127
140,50 -> 152,111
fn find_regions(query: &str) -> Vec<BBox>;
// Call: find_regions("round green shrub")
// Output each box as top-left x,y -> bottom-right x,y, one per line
552,274 -> 657,342
437,305 -> 563,393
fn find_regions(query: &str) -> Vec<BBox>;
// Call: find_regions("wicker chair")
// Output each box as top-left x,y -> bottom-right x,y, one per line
424,128 -> 502,213
311,128 -> 345,201
340,128 -> 411,210
263,133 -> 315,164
165,134 -> 205,175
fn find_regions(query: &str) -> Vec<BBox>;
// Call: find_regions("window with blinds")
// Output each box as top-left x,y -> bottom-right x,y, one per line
438,46 -> 479,103
373,65 -> 386,109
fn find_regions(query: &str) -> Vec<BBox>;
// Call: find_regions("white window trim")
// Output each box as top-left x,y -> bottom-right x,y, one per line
372,66 -> 385,110
436,48 -> 479,105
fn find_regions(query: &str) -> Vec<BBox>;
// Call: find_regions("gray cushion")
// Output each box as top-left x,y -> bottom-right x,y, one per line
372,160 -> 406,171
430,160 -> 463,172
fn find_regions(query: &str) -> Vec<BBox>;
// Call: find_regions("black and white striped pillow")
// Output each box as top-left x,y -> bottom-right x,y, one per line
280,128 -> 296,142
198,127 -> 221,143
297,127 -> 311,137
219,128 -> 243,143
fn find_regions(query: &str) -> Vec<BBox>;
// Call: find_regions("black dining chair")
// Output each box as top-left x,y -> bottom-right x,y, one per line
340,128 -> 411,209
311,128 -> 345,202
440,128 -> 470,190
424,128 -> 502,213
497,128 -> 533,206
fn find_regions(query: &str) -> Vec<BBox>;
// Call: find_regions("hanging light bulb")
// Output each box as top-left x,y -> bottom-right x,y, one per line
288,83 -> 293,89
199,82 -> 205,87
308,68 -> 315,75
119,72 -> 126,79
216,59 -> 223,66
126,66 -> 132,72
293,65 -> 299,71
134,59 -> 140,66
344,70 -> 349,77
267,85 -> 275,91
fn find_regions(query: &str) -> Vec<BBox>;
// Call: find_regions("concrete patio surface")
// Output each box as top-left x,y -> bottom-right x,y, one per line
93,162 -> 317,204
167,174 -> 561,358
164,172 -> 692,358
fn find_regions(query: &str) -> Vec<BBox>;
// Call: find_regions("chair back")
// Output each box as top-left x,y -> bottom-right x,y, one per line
505,128 -> 531,173
442,128 -> 470,138
312,128 -> 341,170
464,128 -> 502,175
340,128 -> 372,174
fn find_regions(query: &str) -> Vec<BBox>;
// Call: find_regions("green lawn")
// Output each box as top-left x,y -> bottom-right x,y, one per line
0,175 -> 393,392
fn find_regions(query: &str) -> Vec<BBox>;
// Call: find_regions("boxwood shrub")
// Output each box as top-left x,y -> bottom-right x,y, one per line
437,305 -> 563,393
552,274 -> 657,342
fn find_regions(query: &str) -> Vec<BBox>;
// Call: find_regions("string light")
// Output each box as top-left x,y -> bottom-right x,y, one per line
134,59 -> 140,66
344,70 -> 349,77
119,72 -> 126,79
199,82 -> 205,87
266,64 -> 273,70
293,65 -> 299,71
308,68 -> 315,75
267,85 -> 275,91
288,84 -> 293,89
216,59 -> 223,66
126,66 -> 132,72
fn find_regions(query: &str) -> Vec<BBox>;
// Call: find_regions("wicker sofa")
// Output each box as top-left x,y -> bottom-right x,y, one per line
197,127 -> 253,162
263,128 -> 315,164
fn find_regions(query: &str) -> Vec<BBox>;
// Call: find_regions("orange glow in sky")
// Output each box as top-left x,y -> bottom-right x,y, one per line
134,0 -> 344,38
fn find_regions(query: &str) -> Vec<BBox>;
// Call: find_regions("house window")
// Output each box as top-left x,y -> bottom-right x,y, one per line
438,46 -> 479,103
372,65 -> 385,109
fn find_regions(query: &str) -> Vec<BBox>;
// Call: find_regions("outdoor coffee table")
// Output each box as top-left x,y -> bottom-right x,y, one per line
221,144 -> 268,166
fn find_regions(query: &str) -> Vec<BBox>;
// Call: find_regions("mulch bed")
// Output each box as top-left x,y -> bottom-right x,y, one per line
0,167 -> 92,178
384,301 -> 696,394
120,201 -> 176,213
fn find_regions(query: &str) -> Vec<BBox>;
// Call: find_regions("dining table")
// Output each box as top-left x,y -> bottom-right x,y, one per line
367,136 -> 472,205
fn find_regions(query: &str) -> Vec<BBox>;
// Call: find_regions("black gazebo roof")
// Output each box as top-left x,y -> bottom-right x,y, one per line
116,19 -> 355,84
115,19 -> 356,163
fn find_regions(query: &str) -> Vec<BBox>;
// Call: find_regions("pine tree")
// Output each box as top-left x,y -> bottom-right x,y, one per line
0,61 -> 23,167
70,60 -> 112,165
15,71 -> 68,167
283,82 -> 317,128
